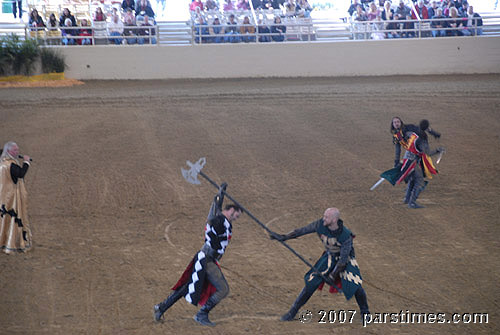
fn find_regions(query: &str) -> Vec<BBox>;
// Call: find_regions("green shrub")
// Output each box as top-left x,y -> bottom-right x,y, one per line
40,48 -> 66,73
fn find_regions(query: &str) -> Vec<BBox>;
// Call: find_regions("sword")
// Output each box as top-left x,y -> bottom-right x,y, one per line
370,177 -> 385,191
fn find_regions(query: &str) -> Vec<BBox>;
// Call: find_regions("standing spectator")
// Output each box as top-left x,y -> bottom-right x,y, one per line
257,18 -> 271,42
94,7 -> 107,22
47,13 -> 61,45
78,19 -> 93,45
108,14 -> 124,44
270,15 -> 286,41
205,0 -> 219,11
223,0 -> 236,11
190,0 -> 204,12
61,18 -> 76,45
137,15 -> 157,44
136,0 -> 155,19
59,8 -> 77,27
431,7 -> 448,37
122,0 -> 136,12
225,14 -> 240,42
240,15 -> 256,42
0,142 -> 33,254
12,1 -> 22,20
209,17 -> 225,43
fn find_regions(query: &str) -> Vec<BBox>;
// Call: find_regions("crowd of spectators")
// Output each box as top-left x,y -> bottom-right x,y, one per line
25,0 -> 158,45
189,0 -> 314,43
348,0 -> 483,39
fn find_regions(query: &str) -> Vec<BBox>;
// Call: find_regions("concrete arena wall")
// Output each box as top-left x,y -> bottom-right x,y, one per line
59,36 -> 500,79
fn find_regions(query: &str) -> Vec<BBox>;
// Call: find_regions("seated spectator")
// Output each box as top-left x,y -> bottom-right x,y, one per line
400,14 -> 415,38
252,0 -> 264,10
190,0 -> 204,12
28,9 -> 45,39
209,17 -> 225,43
411,0 -> 428,20
108,14 -> 124,44
348,0 -> 364,17
225,14 -> 240,42
395,0 -> 410,19
270,15 -> 286,41
296,0 -> 312,18
447,6 -> 464,36
381,1 -> 398,38
205,0 -> 219,11
123,13 -> 138,44
237,0 -> 250,11
371,14 -> 385,39
94,7 -> 107,22
352,4 -> 368,40
464,5 -> 483,36
59,8 -> 77,27
223,0 -> 236,12
137,15 -> 157,44
427,0 -> 439,19
61,18 -> 76,45
366,2 -> 380,21
257,19 -> 271,42
136,0 -> 155,19
123,7 -> 135,24
78,19 -> 92,45
431,8 -> 447,37
46,13 -> 61,45
240,16 -> 256,42
284,0 -> 296,17
122,0 -> 136,12
194,16 -> 209,43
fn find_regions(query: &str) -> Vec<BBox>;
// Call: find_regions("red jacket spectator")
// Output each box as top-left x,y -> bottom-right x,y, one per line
411,0 -> 429,19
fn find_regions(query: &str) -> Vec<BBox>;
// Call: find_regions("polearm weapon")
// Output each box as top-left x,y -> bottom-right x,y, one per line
182,157 -> 342,293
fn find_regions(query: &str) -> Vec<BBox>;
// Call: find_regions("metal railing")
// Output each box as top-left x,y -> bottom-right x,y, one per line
1,15 -> 499,46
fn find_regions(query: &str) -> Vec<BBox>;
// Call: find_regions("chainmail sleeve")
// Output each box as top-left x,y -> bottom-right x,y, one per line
285,219 -> 321,239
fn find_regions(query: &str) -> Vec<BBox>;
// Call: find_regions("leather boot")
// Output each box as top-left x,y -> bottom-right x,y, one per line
408,186 -> 424,209
354,286 -> 370,319
193,296 -> 218,326
280,287 -> 314,321
153,286 -> 186,322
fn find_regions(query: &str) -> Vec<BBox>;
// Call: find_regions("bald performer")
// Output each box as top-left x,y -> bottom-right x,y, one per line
270,208 -> 370,322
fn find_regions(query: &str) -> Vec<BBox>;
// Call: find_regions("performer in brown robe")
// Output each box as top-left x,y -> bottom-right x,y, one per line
0,141 -> 33,254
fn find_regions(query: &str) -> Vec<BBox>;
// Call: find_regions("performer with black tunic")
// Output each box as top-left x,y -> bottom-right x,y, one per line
153,184 -> 242,326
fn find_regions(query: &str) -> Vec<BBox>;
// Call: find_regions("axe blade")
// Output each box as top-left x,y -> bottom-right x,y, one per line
181,157 -> 206,185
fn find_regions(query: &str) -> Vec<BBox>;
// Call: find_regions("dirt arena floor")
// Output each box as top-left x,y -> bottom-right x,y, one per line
1,75 -> 499,335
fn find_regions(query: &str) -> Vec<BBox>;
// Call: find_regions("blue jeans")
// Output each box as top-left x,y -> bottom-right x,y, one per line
109,32 -> 123,45
432,29 -> 446,37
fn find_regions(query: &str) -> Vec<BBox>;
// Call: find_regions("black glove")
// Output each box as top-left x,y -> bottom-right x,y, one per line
329,262 -> 346,281
394,159 -> 400,168
436,147 -> 446,153
270,232 -> 286,242
427,128 -> 441,139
